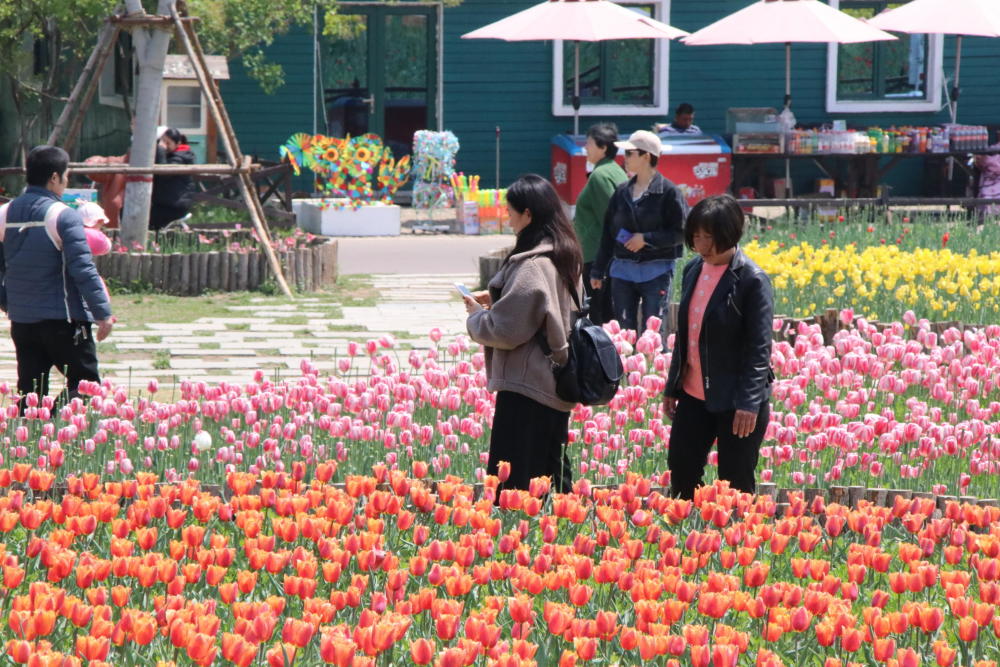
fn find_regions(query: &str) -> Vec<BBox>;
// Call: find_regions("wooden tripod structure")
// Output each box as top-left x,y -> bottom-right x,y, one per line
47,1 -> 293,298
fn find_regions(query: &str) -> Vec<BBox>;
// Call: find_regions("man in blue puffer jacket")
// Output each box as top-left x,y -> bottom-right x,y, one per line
0,145 -> 114,408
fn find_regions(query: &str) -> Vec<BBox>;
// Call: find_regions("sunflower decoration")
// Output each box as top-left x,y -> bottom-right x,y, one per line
283,131 -> 409,204
321,144 -> 341,165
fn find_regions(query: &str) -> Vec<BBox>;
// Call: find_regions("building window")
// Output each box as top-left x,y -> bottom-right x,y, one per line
163,83 -> 204,133
826,0 -> 942,113
99,32 -> 135,107
552,0 -> 670,117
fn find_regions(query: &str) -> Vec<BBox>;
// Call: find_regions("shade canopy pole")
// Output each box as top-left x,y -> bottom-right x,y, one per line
573,40 -> 581,135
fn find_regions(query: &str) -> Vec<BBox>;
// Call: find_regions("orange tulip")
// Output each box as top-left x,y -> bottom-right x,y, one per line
872,638 -> 896,662
186,632 -> 218,667
957,615 -> 980,642
408,638 -> 434,666
75,636 -> 109,661
281,618 -> 315,648
7,639 -> 31,664
266,642 -> 298,667
933,640 -> 958,667
319,633 -> 356,666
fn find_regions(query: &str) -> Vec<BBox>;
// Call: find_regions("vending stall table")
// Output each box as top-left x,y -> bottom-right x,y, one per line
551,134 -> 732,209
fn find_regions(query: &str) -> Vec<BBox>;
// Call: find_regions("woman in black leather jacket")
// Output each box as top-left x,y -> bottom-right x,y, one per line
663,195 -> 774,499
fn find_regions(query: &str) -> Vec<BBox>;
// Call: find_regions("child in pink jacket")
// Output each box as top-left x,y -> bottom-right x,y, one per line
77,202 -> 114,316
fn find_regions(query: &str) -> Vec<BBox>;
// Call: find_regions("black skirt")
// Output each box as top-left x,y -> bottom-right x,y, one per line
486,390 -> 572,493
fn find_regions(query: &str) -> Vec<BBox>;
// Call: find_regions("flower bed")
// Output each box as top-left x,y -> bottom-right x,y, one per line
1,473 -> 999,666
0,311 -> 996,663
744,217 -> 1000,323
3,313 -> 996,498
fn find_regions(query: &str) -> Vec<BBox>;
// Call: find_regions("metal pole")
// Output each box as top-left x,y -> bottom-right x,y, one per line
312,2 -> 318,136
784,42 -> 792,198
951,35 -> 962,124
573,40 -> 581,136
948,36 -> 963,180
784,42 -> 791,108
495,125 -> 501,189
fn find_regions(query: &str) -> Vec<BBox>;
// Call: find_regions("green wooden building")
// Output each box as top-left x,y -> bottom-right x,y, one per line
217,0 -> 1000,196
4,0 -> 999,197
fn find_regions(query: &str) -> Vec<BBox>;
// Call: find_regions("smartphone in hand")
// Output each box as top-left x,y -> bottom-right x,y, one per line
454,283 -> 474,299
616,228 -> 633,244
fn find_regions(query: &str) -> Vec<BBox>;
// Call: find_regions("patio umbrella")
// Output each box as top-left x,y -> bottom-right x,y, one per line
868,0 -> 1000,122
683,0 -> 895,110
462,0 -> 688,135
683,0 -> 895,196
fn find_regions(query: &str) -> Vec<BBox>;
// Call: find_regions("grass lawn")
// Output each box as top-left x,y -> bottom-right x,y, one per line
107,274 -> 376,327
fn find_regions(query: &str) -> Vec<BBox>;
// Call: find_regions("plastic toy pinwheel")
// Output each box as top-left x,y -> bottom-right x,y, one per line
279,132 -> 411,208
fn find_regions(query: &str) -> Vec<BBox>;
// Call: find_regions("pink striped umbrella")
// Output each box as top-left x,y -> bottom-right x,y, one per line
683,0 -> 895,109
869,0 -> 1000,121
462,0 -> 688,134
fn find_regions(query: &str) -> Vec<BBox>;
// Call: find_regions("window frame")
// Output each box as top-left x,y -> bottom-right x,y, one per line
160,81 -> 206,135
826,0 -> 944,113
99,33 -> 136,108
551,0 -> 671,118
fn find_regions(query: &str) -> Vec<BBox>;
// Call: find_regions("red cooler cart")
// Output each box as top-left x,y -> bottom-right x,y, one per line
551,133 -> 732,208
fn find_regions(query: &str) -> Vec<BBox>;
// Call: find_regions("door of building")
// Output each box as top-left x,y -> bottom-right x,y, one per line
321,4 -> 438,159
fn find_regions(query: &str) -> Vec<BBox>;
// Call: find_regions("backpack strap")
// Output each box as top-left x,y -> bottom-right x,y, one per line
534,283 -> 582,360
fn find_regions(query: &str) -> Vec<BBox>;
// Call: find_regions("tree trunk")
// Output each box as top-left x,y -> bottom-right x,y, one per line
119,0 -> 175,250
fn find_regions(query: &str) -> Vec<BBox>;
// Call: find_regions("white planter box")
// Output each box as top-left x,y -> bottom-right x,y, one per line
297,199 -> 401,237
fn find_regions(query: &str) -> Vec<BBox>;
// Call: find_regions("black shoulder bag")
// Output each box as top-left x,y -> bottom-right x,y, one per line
535,290 -> 624,406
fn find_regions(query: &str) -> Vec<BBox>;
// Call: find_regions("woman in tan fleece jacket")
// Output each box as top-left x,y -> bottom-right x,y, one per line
465,174 -> 583,494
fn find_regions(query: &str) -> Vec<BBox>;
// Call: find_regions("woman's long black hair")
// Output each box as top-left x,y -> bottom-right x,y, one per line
505,174 -> 582,300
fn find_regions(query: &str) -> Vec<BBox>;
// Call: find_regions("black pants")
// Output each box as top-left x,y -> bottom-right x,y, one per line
583,261 -> 612,326
667,391 -> 769,499
149,203 -> 190,231
487,391 -> 572,493
11,320 -> 101,410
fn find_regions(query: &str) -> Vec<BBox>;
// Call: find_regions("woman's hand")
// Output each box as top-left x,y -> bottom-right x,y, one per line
463,295 -> 483,314
473,290 -> 492,307
732,409 -> 757,438
663,395 -> 677,420
624,233 -> 647,252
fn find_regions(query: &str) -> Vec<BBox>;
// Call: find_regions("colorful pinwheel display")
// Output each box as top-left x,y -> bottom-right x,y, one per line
279,133 -> 411,209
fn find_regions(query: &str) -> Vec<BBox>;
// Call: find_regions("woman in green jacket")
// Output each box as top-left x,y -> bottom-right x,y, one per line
574,123 -> 628,312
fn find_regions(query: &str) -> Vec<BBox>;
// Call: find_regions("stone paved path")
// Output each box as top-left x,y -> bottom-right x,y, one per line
0,272 -> 477,392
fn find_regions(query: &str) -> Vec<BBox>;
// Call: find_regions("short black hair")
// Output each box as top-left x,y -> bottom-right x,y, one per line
586,123 -> 619,160
684,194 -> 745,252
26,145 -> 69,187
162,127 -> 187,145
675,103 -> 695,116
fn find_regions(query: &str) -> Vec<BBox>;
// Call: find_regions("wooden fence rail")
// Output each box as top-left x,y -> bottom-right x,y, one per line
94,241 -> 337,295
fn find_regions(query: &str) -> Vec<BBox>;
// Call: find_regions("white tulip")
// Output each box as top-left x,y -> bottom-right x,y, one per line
193,431 -> 213,453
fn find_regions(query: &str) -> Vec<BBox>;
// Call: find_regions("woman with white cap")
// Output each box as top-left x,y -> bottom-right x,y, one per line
590,129 -> 687,344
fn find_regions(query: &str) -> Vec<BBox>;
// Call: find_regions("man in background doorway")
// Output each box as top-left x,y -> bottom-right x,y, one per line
656,103 -> 701,135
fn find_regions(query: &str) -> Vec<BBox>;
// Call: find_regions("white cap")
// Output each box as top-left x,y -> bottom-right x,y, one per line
77,201 -> 109,228
615,130 -> 662,156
